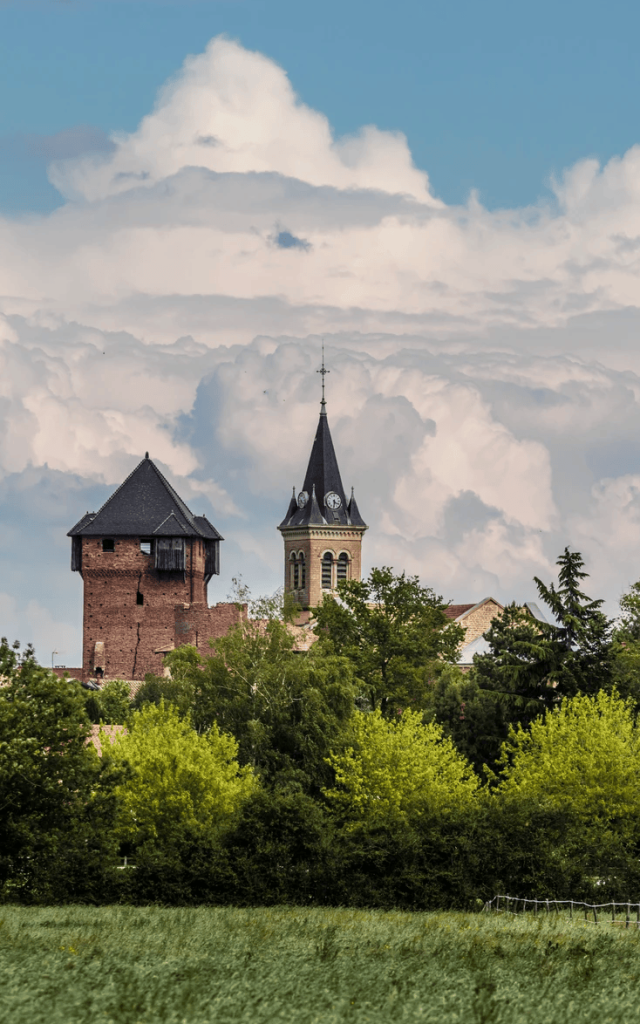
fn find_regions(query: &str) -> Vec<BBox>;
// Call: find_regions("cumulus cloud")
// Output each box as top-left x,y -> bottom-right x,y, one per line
3,35 -> 640,661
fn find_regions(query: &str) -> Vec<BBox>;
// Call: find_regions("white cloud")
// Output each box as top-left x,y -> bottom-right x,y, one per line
3,35 -> 640,660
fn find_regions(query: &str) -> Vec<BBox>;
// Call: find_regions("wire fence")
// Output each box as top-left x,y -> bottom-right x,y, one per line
484,894 -> 640,927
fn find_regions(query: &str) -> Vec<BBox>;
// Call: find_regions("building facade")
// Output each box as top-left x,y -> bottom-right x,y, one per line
68,454 -> 243,681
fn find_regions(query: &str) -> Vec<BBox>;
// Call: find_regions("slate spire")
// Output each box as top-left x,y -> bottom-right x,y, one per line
279,351 -> 366,529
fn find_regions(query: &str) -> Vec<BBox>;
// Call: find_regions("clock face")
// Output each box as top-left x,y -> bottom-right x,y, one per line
297,491 -> 309,508
325,491 -> 342,511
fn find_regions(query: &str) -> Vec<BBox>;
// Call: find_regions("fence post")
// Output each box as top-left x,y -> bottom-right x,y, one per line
612,902 -> 616,924
626,904 -> 630,930
570,901 -> 573,920
534,900 -> 538,917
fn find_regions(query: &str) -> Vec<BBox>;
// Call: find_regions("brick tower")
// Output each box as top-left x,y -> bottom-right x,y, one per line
68,454 -> 243,681
278,362 -> 367,612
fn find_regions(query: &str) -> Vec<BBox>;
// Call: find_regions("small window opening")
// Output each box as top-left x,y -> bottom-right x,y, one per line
322,552 -> 333,590
337,552 -> 349,581
136,592 -> 144,606
102,538 -> 115,552
299,553 -> 306,589
140,539 -> 152,555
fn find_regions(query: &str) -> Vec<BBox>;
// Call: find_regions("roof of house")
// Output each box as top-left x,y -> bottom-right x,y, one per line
445,597 -> 504,622
68,455 -> 223,540
279,409 -> 366,529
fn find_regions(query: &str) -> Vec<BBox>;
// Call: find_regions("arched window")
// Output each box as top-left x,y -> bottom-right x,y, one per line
289,551 -> 298,590
299,551 -> 306,590
337,551 -> 349,582
322,551 -> 334,590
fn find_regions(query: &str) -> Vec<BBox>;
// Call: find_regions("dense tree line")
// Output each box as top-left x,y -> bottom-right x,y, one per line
3,549 -> 640,907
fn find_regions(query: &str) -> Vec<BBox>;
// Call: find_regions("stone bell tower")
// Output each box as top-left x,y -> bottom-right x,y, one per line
278,353 -> 367,611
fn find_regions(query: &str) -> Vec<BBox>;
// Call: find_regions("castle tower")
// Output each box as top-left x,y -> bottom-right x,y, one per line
278,359 -> 367,611
68,454 -> 242,681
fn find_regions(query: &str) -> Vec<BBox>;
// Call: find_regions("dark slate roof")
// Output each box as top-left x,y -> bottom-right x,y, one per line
67,455 -> 223,540
279,410 -> 367,528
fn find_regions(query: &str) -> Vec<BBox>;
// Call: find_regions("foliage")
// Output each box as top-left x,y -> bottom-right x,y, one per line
191,621 -> 358,793
3,906 -> 640,1024
421,662 -> 510,777
0,637 -> 123,902
615,579 -> 640,641
84,679 -> 132,724
312,566 -> 465,713
112,701 -> 256,849
496,690 -> 640,883
473,548 -> 613,711
325,709 -> 479,824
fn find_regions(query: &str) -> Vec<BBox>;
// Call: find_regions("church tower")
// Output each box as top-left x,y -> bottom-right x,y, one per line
278,356 -> 367,611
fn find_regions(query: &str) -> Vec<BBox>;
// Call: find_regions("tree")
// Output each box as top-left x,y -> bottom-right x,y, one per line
112,701 -> 256,850
473,549 -> 613,712
495,691 -> 640,883
84,679 -> 132,724
192,620 -> 358,793
324,709 -> 479,825
421,662 -> 510,777
0,638 -> 123,901
312,566 -> 465,714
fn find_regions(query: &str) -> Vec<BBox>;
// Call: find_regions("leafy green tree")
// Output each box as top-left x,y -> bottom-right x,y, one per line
615,580 -> 640,641
495,691 -> 640,885
313,566 -> 464,714
132,646 -> 197,718
192,618 -> 358,793
0,638 -> 123,901
84,679 -> 132,724
325,708 -> 479,825
113,701 -> 256,849
473,549 -> 613,712
422,662 -> 510,777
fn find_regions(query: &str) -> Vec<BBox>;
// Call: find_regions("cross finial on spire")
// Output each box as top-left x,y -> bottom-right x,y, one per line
316,339 -> 329,411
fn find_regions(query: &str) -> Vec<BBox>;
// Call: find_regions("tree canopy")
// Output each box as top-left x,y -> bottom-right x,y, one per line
325,709 -> 479,824
113,701 -> 256,848
312,566 -> 464,714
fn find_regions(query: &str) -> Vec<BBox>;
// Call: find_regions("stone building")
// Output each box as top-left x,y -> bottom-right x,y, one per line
68,454 -> 243,681
278,386 -> 367,615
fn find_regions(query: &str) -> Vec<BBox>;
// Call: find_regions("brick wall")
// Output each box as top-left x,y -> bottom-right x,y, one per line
79,536 -> 245,680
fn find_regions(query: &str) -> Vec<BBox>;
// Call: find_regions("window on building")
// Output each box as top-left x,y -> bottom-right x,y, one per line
299,553 -> 306,589
136,592 -> 144,606
140,539 -> 153,555
322,552 -> 334,590
293,558 -> 300,590
102,538 -> 115,552
337,552 -> 349,581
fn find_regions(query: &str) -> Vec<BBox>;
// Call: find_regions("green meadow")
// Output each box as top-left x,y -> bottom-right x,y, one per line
1,906 -> 639,1024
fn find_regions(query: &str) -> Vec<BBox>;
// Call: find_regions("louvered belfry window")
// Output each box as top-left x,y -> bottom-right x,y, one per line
155,537 -> 186,571
321,552 -> 333,590
337,552 -> 349,581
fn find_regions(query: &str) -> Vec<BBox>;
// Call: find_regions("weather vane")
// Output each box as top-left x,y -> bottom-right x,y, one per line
317,339 -> 329,408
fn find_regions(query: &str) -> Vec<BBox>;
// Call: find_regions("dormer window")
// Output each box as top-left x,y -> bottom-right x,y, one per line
102,538 -> 115,552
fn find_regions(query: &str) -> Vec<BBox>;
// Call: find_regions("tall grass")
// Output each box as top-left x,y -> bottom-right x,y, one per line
1,905 -> 639,1023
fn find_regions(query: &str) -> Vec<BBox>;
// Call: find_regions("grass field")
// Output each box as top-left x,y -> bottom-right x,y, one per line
1,905 -> 640,1023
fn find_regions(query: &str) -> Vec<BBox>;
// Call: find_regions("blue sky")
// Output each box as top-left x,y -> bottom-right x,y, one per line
3,0 -> 640,665
2,0 -> 640,212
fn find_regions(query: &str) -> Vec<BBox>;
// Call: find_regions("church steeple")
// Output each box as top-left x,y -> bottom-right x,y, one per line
278,348 -> 367,612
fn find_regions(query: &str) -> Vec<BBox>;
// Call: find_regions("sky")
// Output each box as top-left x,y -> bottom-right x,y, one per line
2,0 -> 640,665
